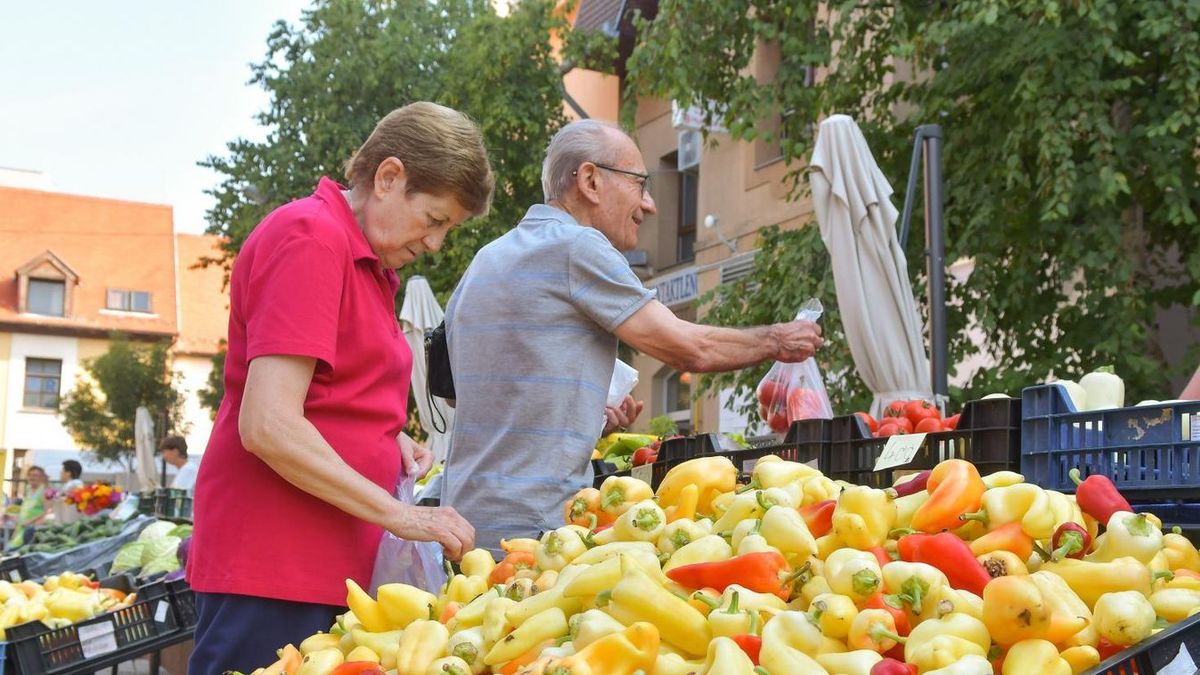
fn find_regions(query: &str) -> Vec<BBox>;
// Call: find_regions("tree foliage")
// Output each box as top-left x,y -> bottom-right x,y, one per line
201,0 -> 569,300
627,0 -> 1200,411
59,335 -> 188,469
197,341 -> 226,421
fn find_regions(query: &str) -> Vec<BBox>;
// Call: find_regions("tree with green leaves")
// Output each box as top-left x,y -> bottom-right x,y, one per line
201,0 -> 569,300
197,341 -> 226,421
59,335 -> 188,470
626,0 -> 1200,414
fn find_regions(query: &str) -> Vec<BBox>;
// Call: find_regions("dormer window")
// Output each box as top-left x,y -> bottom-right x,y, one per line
16,250 -> 78,318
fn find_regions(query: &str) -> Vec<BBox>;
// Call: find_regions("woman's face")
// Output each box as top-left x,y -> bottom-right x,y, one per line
363,158 -> 471,269
27,469 -> 45,487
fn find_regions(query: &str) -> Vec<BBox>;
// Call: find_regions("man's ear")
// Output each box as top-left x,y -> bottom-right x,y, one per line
575,163 -> 603,206
374,157 -> 408,198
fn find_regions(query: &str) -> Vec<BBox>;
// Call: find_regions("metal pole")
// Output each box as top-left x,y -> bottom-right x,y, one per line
898,131 -> 927,249
918,124 -> 949,402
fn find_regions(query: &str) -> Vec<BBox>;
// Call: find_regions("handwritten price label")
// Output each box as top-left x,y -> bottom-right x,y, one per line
874,433 -> 929,472
631,464 -> 654,486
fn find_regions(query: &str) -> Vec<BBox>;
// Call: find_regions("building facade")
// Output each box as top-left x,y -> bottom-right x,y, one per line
0,180 -> 228,493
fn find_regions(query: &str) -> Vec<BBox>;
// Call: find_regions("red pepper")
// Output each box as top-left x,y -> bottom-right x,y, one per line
867,546 -> 892,569
331,664 -> 387,675
489,550 -> 536,585
799,499 -> 836,537
1069,468 -> 1132,526
665,551 -> 803,600
901,532 -> 992,596
864,593 -> 911,636
1050,522 -> 1092,561
896,532 -> 934,562
730,634 -> 762,665
1096,638 -> 1126,661
870,658 -> 918,675
889,470 -> 932,498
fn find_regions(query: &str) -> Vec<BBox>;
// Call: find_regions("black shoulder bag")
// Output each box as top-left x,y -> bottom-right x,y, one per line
424,321 -> 455,433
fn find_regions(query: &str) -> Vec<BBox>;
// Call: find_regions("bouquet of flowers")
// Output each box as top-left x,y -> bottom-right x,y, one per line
66,481 -> 124,515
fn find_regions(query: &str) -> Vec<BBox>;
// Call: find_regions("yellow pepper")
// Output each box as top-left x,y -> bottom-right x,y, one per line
982,575 -> 1051,646
394,620 -> 449,673
43,588 -> 100,623
846,608 -> 903,653
295,648 -> 343,675
904,613 -> 990,669
450,587 -> 501,631
977,550 -> 1028,578
344,646 -> 379,663
1028,571 -> 1096,647
760,504 -> 819,563
809,593 -> 858,639
935,586 -> 984,621
658,519 -> 713,556
426,655 -> 471,675
713,488 -> 793,533
815,533 -> 844,560
507,566 -> 584,627
685,635 -> 754,674
344,579 -> 390,632
569,609 -> 626,649
1002,639 -> 1071,675
664,535 -> 733,572
825,548 -> 883,604
710,491 -> 737,519
482,596 -> 519,645
881,560 -> 947,623
1162,530 -> 1200,572
442,574 -> 490,615
983,470 -> 1025,488
802,476 -> 842,506
706,590 -> 761,638
447,626 -> 487,673
893,491 -> 930,530
376,582 -> 438,629
1038,557 -> 1154,609
299,633 -> 341,655
538,622 -> 659,675
815,649 -> 882,675
655,456 -> 738,516
737,533 -> 780,557
759,610 -> 829,671
598,476 -> 654,518
1093,590 -> 1156,646
612,499 -> 667,543
969,483 -> 1056,540
563,553 -> 663,600
1087,512 -> 1163,565
751,456 -> 820,488
535,527 -> 588,571
798,575 -> 834,610
654,652 -> 706,675
923,655 -> 993,674
1059,645 -> 1101,674
1151,587 -> 1200,621
832,486 -> 896,550
484,607 -> 568,665
461,548 -> 497,581
348,627 -> 403,657
608,563 -> 711,657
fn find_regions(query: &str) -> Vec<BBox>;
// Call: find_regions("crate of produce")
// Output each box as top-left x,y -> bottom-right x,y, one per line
1021,384 -> 1200,500
827,397 -> 1022,489
591,433 -> 721,489
702,418 -> 830,479
5,575 -> 178,674
1084,610 -> 1200,674
165,577 -> 196,630
153,489 -> 193,521
0,556 -> 30,583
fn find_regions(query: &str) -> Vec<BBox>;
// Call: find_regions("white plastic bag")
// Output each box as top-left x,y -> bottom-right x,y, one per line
369,473 -> 447,595
756,298 -> 834,434
607,359 -> 640,407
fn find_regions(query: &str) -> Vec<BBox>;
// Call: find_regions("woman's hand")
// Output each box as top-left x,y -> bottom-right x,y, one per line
397,432 -> 434,479
389,503 -> 475,561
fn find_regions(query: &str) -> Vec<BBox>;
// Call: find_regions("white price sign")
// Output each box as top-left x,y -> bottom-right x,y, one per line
631,464 -> 654,486
78,619 -> 118,658
155,600 -> 170,623
874,433 -> 928,472
1159,643 -> 1196,675
1190,415 -> 1200,442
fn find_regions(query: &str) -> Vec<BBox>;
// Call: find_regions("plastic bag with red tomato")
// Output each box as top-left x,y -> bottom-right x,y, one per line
756,299 -> 834,434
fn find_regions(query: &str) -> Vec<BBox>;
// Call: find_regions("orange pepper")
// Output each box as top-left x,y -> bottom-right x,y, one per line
496,639 -> 556,674
564,488 -> 608,527
968,522 -> 1034,560
911,459 -> 985,533
330,664 -> 385,675
489,551 -> 536,585
439,601 -> 461,624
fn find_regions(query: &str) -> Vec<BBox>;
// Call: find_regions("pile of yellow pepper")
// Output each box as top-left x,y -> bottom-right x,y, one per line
252,455 -> 1200,675
0,570 -> 136,638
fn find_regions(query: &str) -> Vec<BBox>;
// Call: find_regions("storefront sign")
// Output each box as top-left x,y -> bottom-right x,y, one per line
652,268 -> 699,307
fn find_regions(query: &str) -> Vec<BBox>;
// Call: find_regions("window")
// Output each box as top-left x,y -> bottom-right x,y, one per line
23,358 -> 62,409
106,289 -> 152,313
678,169 -> 698,262
27,279 -> 65,317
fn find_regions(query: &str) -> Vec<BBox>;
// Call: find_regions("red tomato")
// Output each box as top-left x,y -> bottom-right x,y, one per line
632,445 -> 659,466
768,406 -> 790,434
879,416 -> 914,433
883,400 -> 908,419
855,411 -> 879,432
876,422 -> 902,437
914,417 -> 944,433
787,388 -> 827,421
903,399 -> 939,426
757,379 -> 786,406
944,413 -> 961,430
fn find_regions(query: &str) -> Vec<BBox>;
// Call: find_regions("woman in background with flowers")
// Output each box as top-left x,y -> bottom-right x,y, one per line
11,465 -> 49,548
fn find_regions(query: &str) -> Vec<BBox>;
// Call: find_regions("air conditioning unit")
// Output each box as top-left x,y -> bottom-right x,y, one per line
677,129 -> 702,171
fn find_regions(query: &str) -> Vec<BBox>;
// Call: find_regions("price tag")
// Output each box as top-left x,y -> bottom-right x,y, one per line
631,464 -> 653,486
874,433 -> 928,472
8,569 -> 21,582
1158,643 -> 1196,675
743,458 -> 759,475
78,619 -> 118,658
155,600 -> 170,623
1190,415 -> 1200,443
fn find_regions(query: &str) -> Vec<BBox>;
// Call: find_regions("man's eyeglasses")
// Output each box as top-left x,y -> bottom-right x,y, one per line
574,163 -> 652,197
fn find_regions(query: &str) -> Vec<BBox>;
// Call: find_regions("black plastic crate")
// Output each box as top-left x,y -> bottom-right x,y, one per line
702,418 -> 830,480
591,433 -> 721,489
6,575 -> 178,674
1130,502 -> 1200,548
827,397 -> 1022,489
165,578 -> 196,630
0,556 -> 30,583
1085,611 -> 1200,674
591,458 -> 674,490
1022,384 -> 1200,501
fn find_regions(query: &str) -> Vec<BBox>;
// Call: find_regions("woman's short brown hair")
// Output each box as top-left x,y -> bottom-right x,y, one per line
345,102 -> 495,217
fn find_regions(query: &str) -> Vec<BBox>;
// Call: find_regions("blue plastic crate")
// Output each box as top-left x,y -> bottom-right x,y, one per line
1021,384 -> 1200,499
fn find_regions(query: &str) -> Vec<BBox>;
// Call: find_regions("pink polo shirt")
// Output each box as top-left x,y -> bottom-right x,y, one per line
188,178 -> 411,606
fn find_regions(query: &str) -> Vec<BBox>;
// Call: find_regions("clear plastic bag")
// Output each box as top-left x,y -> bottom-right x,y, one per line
757,298 -> 834,434
369,472 -> 447,595
607,359 -> 640,408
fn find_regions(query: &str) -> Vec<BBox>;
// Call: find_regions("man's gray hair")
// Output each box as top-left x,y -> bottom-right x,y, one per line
541,119 -> 623,202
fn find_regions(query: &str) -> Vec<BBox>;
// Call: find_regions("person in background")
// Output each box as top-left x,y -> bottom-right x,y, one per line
160,436 -> 198,492
442,119 -> 824,554
11,466 -> 49,548
187,102 -> 489,673
52,460 -> 85,525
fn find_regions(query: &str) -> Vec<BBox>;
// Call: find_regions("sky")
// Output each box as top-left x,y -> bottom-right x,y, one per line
1,1 -> 313,234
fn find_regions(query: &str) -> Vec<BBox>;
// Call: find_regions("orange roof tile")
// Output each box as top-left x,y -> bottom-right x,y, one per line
175,234 -> 230,356
0,186 -> 178,339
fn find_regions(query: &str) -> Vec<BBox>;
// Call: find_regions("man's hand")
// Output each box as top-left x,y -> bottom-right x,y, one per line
397,432 -> 435,479
603,395 -> 644,435
773,320 -> 824,362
